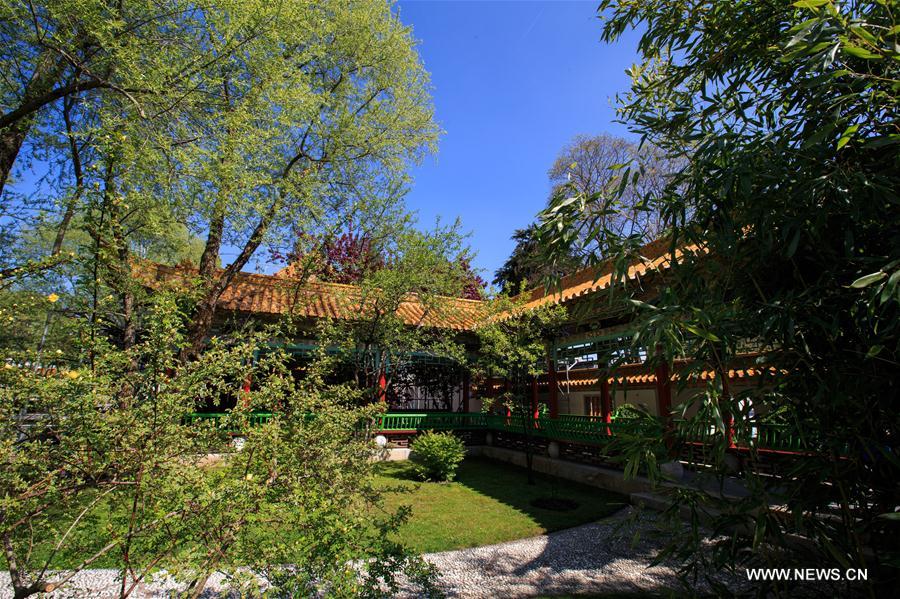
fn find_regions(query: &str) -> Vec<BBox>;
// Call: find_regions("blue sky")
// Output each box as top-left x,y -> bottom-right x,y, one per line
395,0 -> 642,281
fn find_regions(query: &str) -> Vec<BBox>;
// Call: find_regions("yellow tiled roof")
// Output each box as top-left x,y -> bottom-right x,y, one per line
516,237 -> 704,311
136,237 -> 698,331
135,262 -> 486,331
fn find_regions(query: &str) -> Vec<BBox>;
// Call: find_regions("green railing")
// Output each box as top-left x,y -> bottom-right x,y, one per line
480,414 -> 658,445
184,411 -> 808,453
737,423 -> 807,452
377,412 -> 488,431
674,419 -> 807,453
184,411 -> 275,431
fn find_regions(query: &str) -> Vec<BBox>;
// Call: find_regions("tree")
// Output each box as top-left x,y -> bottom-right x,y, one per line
539,0 -> 899,593
547,133 -> 686,254
493,134 -> 683,293
0,1 -> 440,361
474,297 -> 566,483
0,0 -> 284,269
287,224 -> 485,298
493,223 -> 580,292
302,230 -> 386,285
457,257 -> 486,300
312,222 -> 476,407
154,0 -> 439,359
0,2 -> 447,596
0,293 -> 439,599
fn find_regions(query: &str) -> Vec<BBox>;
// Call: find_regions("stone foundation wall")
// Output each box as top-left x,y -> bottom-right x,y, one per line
489,430 -> 621,469
385,429 -> 487,448
385,428 -> 621,470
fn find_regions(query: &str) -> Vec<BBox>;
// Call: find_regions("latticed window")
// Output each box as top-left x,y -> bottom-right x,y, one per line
554,333 -> 646,370
735,337 -> 771,355
388,356 -> 464,412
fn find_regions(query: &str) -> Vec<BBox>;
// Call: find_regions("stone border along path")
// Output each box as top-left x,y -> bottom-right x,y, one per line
1,508 -> 744,598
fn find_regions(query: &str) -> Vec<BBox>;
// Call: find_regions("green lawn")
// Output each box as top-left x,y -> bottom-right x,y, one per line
7,457 -> 625,569
375,457 -> 627,553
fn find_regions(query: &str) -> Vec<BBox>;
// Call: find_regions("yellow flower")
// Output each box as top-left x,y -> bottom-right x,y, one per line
64,370 -> 80,380
47,293 -> 59,303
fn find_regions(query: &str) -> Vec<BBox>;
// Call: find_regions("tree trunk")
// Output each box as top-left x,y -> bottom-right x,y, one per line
0,52 -> 65,200
181,194 -> 283,361
517,374 -> 536,485
182,294 -> 219,359
181,212 -> 225,361
1,125 -> 29,201
51,94 -> 85,256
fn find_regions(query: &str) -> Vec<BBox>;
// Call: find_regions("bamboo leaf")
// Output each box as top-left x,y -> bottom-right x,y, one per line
843,43 -> 882,59
850,272 -> 886,288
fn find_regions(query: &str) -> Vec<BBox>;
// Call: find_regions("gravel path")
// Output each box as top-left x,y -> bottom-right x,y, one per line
414,507 -> 693,598
0,570 -> 242,599
0,508 -> 720,598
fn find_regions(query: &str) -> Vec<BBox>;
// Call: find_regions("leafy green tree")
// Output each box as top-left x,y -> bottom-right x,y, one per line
0,0 -> 282,269
165,0 -> 439,358
474,297 -> 565,483
540,0 -> 899,592
0,2 -> 445,595
493,223 -> 581,292
1,0 -> 440,363
312,221 -> 475,406
0,292 -> 438,598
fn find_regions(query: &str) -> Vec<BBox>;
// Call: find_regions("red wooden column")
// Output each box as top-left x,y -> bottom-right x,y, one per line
240,372 -> 252,408
461,371 -> 470,413
547,356 -> 559,418
654,347 -> 672,421
721,370 -> 735,448
531,377 -> 539,419
377,373 -> 387,403
600,379 -> 612,424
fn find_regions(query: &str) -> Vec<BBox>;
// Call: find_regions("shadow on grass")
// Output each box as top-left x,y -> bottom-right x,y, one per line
453,457 -> 627,531
377,459 -> 422,482
375,456 -> 628,553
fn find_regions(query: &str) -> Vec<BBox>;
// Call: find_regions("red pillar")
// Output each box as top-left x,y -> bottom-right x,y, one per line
721,370 -> 735,448
654,349 -> 672,421
378,372 -> 387,403
547,356 -> 559,418
531,376 -> 539,419
241,373 -> 252,408
600,379 -> 612,424
461,371 -> 470,413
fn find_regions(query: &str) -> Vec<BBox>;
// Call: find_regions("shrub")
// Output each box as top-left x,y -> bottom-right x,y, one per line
610,403 -> 647,421
410,430 -> 466,482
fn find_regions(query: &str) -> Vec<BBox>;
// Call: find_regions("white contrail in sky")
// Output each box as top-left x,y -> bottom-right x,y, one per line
521,5 -> 546,42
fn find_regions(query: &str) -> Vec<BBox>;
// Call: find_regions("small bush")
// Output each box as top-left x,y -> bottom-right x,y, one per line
611,403 -> 647,421
410,430 -> 466,482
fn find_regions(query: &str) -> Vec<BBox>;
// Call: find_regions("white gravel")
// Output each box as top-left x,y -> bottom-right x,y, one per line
0,508 -> 729,598
0,570 -> 245,599
412,507 -> 699,598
